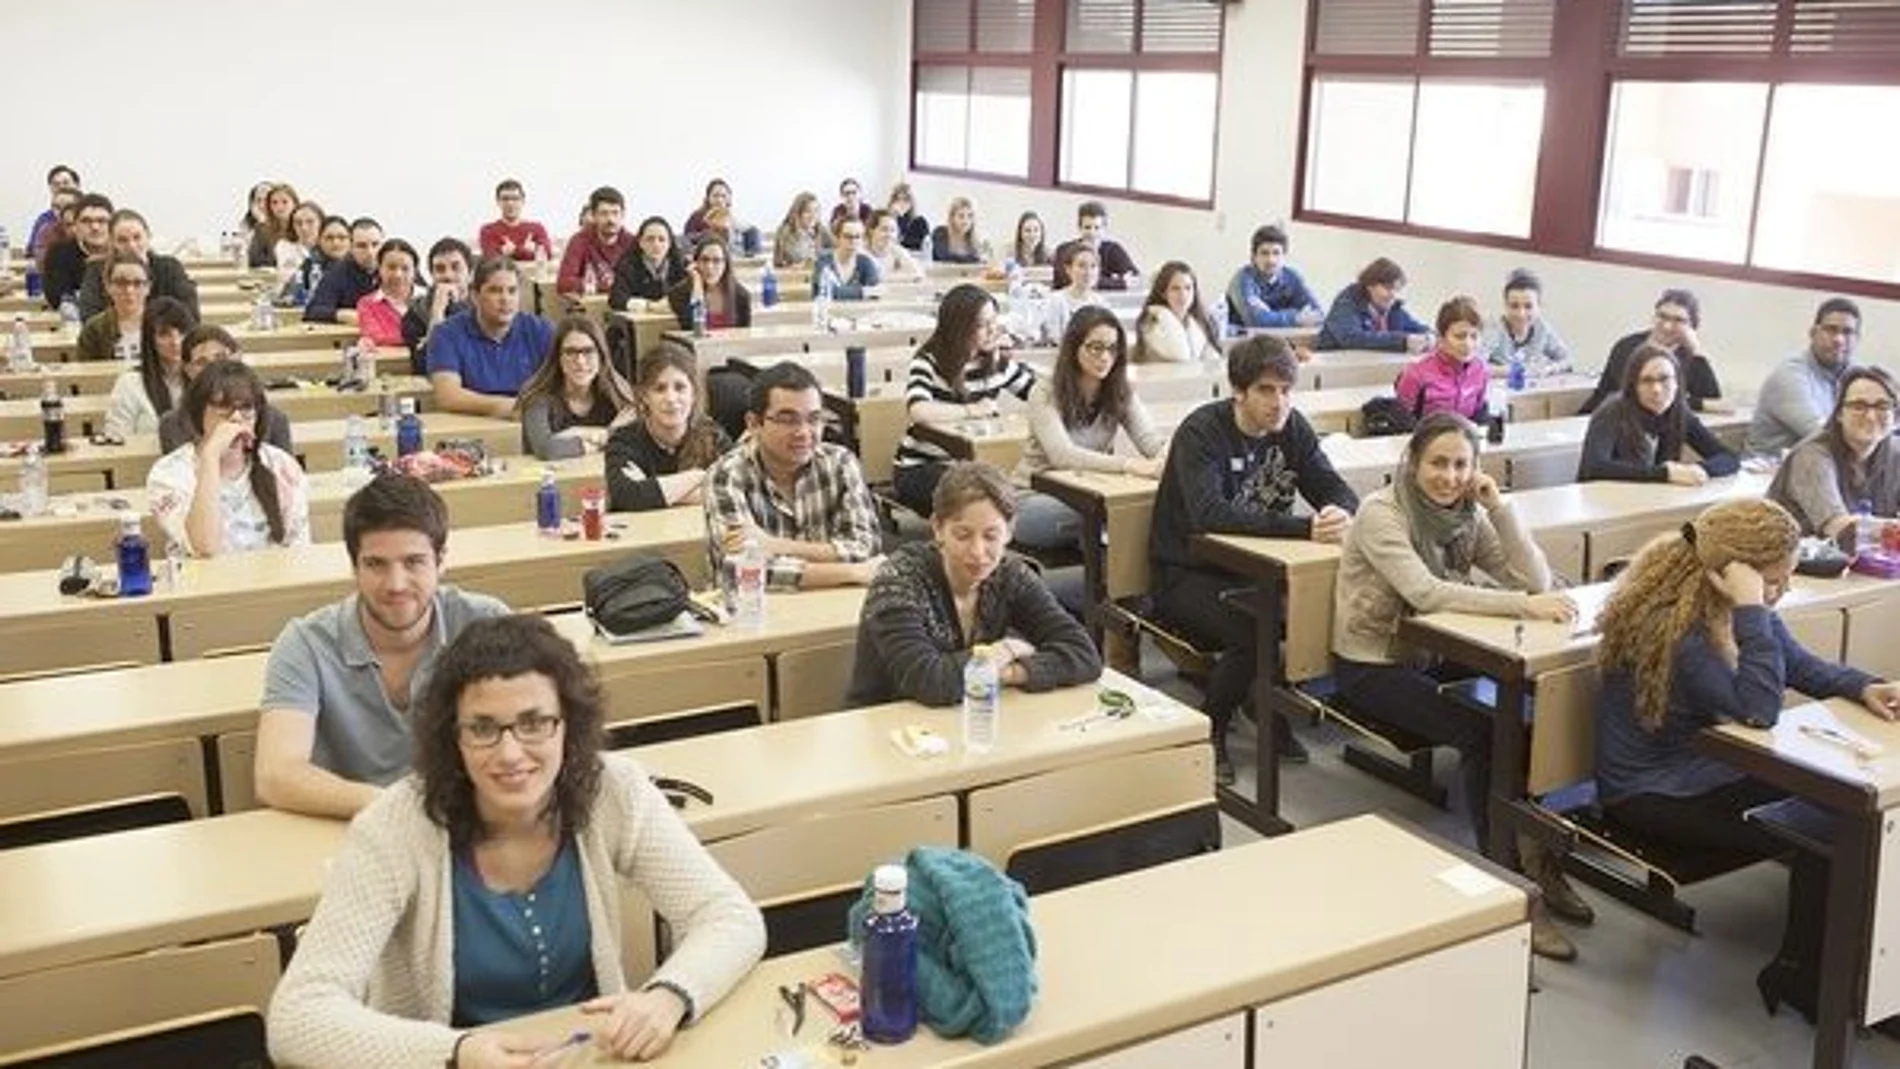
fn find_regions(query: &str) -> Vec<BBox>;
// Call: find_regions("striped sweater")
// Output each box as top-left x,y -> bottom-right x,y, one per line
895,349 -> 1037,470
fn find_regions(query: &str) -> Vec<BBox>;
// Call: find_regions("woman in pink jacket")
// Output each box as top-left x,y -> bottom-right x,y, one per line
1393,296 -> 1490,423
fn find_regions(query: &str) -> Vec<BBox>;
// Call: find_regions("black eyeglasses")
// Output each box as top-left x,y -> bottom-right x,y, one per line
458,712 -> 563,748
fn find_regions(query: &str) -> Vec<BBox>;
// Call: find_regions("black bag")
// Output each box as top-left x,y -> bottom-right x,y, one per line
583,554 -> 711,635
1360,381 -> 1429,438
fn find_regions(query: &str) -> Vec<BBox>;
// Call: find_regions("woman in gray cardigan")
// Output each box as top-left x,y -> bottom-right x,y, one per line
268,614 -> 764,1067
513,316 -> 638,460
1330,412 -> 1583,960
847,462 -> 1102,707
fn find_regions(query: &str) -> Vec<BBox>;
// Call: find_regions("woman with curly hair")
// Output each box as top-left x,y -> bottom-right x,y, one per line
268,613 -> 765,1068
1595,498 -> 1900,1021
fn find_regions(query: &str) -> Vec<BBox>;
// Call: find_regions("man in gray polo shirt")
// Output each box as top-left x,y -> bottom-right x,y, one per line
254,474 -> 508,818
1745,296 -> 1862,457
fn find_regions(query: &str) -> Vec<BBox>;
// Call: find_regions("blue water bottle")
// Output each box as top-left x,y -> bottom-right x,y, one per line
396,397 -> 423,458
536,468 -> 562,536
690,296 -> 708,338
760,264 -> 779,308
116,515 -> 152,597
860,864 -> 919,1044
1507,353 -> 1527,391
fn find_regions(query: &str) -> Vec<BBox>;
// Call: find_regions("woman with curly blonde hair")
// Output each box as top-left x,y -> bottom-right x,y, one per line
1595,498 -> 1900,1021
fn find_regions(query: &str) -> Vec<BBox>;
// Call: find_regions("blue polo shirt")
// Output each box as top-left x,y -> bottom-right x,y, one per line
426,310 -> 554,397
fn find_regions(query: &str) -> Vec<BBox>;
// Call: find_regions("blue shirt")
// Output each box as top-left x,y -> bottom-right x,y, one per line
1225,264 -> 1320,328
426,311 -> 554,397
451,837 -> 597,1027
1595,606 -> 1875,803
1314,284 -> 1429,352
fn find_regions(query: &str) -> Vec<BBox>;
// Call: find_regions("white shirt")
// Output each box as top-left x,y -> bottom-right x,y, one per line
146,441 -> 311,555
103,370 -> 182,439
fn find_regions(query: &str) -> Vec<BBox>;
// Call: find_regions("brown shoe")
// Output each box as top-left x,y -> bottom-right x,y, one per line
1530,901 -> 1577,962
1520,836 -> 1596,927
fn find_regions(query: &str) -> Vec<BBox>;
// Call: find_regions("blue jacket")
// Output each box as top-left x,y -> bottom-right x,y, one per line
1315,283 -> 1428,351
305,258 -> 377,324
1596,606 -> 1874,803
813,251 -> 881,300
1225,264 -> 1319,328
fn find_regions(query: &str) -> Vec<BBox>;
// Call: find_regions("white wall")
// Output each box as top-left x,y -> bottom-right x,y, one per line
892,0 -> 1900,399
2,0 -> 903,252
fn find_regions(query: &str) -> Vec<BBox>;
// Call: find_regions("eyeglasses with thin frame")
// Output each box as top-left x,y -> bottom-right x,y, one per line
1080,339 -> 1118,356
560,344 -> 599,359
1636,373 -> 1676,387
1844,399 -> 1896,417
761,410 -> 837,431
458,712 -> 563,748
110,276 -> 149,290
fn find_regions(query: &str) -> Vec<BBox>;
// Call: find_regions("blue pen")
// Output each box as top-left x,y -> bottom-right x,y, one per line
530,1031 -> 591,1064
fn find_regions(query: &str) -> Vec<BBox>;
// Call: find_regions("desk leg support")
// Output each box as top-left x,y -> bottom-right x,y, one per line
1484,674 -> 1529,868
1217,567 -> 1294,838
1813,810 -> 1877,1069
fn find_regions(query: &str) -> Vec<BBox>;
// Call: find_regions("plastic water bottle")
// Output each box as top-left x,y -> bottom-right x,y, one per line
582,264 -> 599,297
1507,353 -> 1527,392
1855,499 -> 1879,557
231,232 -> 246,270
859,864 -> 920,1045
343,414 -> 370,471
378,381 -> 395,431
339,343 -> 362,386
8,316 -> 32,371
251,287 -> 277,333
690,296 -> 708,338
40,381 -> 65,454
920,231 -> 934,264
1027,286 -> 1049,345
0,225 -> 12,274
812,273 -> 833,331
116,514 -> 152,598
1216,295 -> 1235,338
962,647 -> 1000,753
18,446 -> 47,516
58,294 -> 81,330
396,397 -> 423,457
305,261 -> 324,303
759,263 -> 779,308
734,533 -> 766,630
533,243 -> 550,282
535,468 -> 561,536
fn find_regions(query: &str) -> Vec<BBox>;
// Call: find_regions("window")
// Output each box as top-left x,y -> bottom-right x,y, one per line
910,0 -> 1225,205
1300,1 -> 1555,240
1299,0 -> 1900,295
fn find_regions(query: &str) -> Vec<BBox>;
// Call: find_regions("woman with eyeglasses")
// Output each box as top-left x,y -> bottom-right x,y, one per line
665,236 -> 753,331
103,297 -> 198,439
892,284 -> 1036,518
1012,308 -> 1167,549
813,216 -> 880,300
847,462 -> 1101,707
1581,288 -> 1723,414
513,317 -> 638,460
1768,365 -> 1900,543
829,177 -> 872,230
147,360 -> 309,557
1577,345 -> 1737,485
76,252 -> 149,361
605,343 -> 733,511
267,613 -> 765,1068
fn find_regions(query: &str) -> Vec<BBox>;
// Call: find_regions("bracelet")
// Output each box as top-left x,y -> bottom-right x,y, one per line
642,979 -> 698,1026
446,1032 -> 469,1068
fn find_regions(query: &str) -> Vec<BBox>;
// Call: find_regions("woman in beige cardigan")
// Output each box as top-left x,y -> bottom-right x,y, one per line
268,614 -> 764,1068
1330,411 -> 1583,960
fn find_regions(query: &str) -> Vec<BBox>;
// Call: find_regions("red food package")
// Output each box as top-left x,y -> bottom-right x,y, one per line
808,972 -> 860,1023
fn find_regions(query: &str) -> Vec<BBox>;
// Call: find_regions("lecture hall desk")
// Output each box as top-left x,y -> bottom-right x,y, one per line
499,816 -> 1530,1069
0,411 -> 520,493
0,671 -> 1215,1059
1700,697 -> 1900,1069
0,455 -> 610,571
0,346 -> 414,401
17,321 -> 358,363
0,506 -> 709,674
0,376 -> 434,439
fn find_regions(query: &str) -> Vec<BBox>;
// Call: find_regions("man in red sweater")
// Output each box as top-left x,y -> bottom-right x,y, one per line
556,186 -> 633,295
477,178 -> 551,262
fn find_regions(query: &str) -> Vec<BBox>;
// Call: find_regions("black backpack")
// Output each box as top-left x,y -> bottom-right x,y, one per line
1360,381 -> 1430,438
583,554 -> 715,635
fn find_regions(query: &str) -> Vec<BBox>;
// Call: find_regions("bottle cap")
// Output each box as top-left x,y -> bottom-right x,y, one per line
119,514 -> 141,535
399,397 -> 416,414
872,864 -> 907,894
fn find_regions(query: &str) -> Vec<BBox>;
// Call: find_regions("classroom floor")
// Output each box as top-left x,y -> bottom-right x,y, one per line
1159,678 -> 1900,1069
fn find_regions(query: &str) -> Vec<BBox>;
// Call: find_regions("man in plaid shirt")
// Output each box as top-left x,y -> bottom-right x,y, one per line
705,362 -> 884,590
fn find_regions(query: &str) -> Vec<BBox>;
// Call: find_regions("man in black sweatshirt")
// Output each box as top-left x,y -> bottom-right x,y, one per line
1149,334 -> 1359,785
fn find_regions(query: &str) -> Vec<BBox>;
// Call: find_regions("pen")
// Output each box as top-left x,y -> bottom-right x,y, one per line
1798,724 -> 1884,761
530,1031 -> 592,1065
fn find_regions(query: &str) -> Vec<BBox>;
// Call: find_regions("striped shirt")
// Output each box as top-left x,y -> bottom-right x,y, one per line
894,349 -> 1037,470
703,437 -> 882,591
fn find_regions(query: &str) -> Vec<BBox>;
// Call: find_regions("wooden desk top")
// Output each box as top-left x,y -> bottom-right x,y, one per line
667,319 -> 935,361
0,377 -> 433,436
640,668 -> 1203,842
26,322 -> 357,363
0,507 -> 706,627
504,815 -> 1525,1067
0,809 -> 345,978
1709,697 -> 1900,810
0,347 -> 413,400
0,590 -> 867,764
1197,532 -> 1345,573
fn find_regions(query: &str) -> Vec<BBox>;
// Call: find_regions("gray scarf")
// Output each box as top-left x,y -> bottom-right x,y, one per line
1391,455 -> 1481,580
